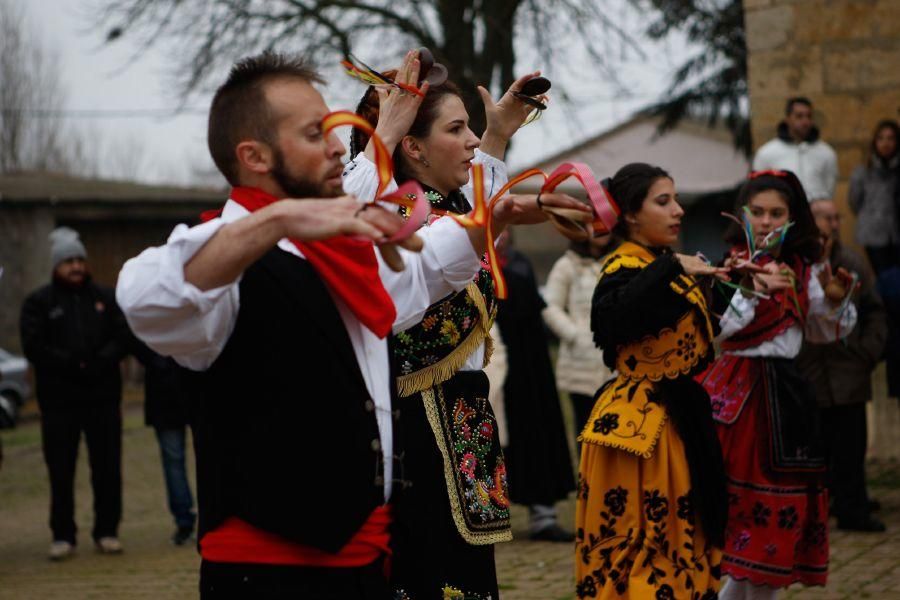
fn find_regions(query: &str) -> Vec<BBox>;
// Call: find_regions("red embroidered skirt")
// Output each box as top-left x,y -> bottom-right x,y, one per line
713,357 -> 828,588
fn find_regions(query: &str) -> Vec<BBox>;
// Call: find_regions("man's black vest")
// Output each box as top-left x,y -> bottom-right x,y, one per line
192,247 -> 395,553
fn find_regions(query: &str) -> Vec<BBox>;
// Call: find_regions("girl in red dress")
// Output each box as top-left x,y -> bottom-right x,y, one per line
699,171 -> 857,599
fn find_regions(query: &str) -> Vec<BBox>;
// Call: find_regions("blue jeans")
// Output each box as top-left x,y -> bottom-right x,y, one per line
155,427 -> 196,529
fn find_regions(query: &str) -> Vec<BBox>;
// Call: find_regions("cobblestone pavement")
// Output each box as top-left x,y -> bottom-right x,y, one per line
2,402 -> 900,599
496,461 -> 900,600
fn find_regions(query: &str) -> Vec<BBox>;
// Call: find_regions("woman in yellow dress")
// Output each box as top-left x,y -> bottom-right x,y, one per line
575,163 -> 730,599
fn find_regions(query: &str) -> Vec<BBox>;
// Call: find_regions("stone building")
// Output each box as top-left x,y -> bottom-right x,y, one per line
0,171 -> 222,353
744,0 -> 900,244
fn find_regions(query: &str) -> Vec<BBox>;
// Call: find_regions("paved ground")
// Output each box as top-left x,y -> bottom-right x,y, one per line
2,396 -> 900,599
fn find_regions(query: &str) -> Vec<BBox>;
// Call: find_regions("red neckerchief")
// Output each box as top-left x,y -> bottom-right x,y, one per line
219,187 -> 396,338
721,253 -> 810,351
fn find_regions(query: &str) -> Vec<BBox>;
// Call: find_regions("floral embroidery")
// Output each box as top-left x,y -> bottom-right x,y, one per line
733,530 -> 751,551
604,487 -> 628,517
677,494 -> 695,526
644,490 -> 669,523
577,474 -> 590,501
656,584 -> 675,600
440,585 -> 493,600
460,453 -> 477,478
576,575 -> 597,598
593,413 -> 619,435
777,505 -> 798,530
394,268 -> 496,377
752,502 -> 771,527
449,395 -> 509,524
576,486 -> 719,599
441,320 -> 461,345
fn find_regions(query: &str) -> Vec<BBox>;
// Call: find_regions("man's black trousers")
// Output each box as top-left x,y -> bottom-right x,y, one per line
40,402 -> 122,544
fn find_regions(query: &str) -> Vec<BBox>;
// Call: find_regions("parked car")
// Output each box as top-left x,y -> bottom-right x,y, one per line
0,347 -> 30,429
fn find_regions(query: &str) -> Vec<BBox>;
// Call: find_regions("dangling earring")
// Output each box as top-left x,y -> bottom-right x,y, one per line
419,156 -> 430,167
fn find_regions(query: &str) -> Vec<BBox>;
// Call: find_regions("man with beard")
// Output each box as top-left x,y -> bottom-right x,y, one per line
797,199 -> 888,532
20,227 -> 130,560
116,51 -> 586,599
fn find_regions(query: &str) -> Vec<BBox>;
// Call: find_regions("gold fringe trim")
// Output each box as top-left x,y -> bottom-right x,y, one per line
465,279 -> 496,368
397,282 -> 494,398
422,386 -> 513,546
397,327 -> 487,398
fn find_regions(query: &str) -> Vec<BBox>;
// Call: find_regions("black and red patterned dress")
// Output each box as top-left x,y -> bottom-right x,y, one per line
698,255 -> 857,589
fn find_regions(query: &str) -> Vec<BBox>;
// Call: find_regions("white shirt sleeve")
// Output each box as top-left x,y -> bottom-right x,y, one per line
341,149 -> 507,332
716,289 -> 758,342
463,149 -> 509,202
804,263 -> 858,343
115,217 -> 241,371
382,217 -> 482,333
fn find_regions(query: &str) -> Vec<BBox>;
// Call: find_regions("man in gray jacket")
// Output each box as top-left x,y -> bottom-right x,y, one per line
797,199 -> 887,532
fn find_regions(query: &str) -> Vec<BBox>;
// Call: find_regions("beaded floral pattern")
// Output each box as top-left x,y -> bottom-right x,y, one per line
394,268 -> 497,397
422,384 -> 512,545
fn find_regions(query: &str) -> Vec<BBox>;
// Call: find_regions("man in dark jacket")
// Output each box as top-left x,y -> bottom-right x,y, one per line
133,341 -> 196,546
798,200 -> 888,532
20,227 -> 131,559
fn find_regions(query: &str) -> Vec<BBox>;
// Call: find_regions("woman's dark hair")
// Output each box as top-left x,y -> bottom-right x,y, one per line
604,162 -> 672,240
352,72 -> 463,183
868,119 -> 900,167
725,171 -> 821,263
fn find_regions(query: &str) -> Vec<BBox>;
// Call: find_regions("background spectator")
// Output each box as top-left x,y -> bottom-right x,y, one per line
132,341 -> 197,546
797,200 -> 887,532
495,233 -> 575,542
849,119 -> 900,274
753,97 -> 838,201
542,236 -> 614,449
19,227 -> 130,560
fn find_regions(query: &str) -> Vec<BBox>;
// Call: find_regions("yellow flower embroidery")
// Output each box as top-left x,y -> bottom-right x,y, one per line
441,320 -> 460,345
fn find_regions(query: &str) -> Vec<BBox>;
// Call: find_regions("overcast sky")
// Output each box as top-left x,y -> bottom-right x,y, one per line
28,0 -> 696,186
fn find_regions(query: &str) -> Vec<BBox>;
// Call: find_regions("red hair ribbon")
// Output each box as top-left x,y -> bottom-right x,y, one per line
748,169 -> 789,179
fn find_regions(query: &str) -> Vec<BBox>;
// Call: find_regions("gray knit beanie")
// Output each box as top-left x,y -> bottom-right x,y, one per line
50,227 -> 87,268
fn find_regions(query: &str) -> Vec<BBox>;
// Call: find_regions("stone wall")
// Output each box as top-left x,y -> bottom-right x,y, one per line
744,0 -> 900,245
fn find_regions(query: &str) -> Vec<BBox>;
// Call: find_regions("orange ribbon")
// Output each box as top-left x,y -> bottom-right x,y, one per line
439,162 -> 619,299
321,111 -> 428,242
323,109 -> 618,301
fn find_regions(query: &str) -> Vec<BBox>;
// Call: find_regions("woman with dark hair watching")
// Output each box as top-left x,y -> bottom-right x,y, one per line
700,171 -> 857,599
849,119 -> 900,274
576,163 -> 729,598
343,50 -> 587,599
